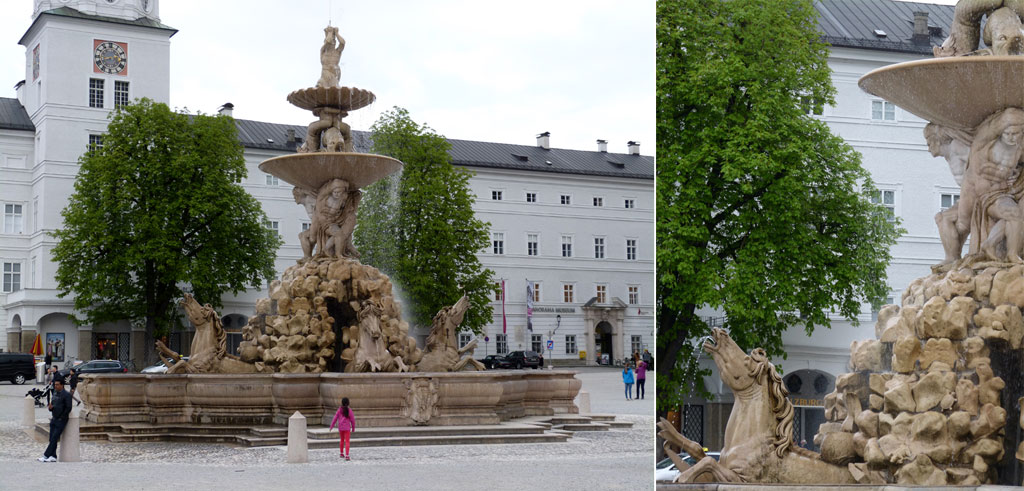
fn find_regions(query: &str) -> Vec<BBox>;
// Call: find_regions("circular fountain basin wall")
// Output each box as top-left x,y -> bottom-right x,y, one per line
859,56 -> 1024,131
258,152 -> 402,191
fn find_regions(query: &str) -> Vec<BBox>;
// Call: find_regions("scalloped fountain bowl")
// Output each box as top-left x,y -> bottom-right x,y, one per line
859,56 -> 1024,131
287,86 -> 376,112
258,152 -> 402,191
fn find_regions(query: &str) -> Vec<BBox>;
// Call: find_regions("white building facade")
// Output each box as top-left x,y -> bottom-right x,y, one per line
684,0 -> 958,452
0,0 -> 654,367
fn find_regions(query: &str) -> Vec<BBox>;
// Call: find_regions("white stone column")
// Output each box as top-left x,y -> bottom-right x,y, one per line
287,411 -> 308,463
22,396 -> 35,428
58,409 -> 81,462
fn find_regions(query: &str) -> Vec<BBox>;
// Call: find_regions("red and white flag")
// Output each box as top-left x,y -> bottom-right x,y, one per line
501,279 -> 507,334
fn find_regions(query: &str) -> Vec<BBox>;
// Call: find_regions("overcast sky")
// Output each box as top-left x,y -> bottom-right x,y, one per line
0,0 -> 654,155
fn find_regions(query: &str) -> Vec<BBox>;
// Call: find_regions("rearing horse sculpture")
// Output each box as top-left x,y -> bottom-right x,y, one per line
658,328 -> 858,484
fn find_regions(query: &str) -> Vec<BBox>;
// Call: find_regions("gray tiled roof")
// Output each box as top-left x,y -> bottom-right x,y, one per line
815,0 -> 955,54
0,98 -> 33,131
18,7 -> 177,44
234,118 -> 653,180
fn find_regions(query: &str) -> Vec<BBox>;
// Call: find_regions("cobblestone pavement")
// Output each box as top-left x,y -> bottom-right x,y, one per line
0,367 -> 654,490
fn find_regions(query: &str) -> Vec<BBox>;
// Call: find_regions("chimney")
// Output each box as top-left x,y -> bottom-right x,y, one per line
627,141 -> 640,155
596,139 -> 607,152
912,12 -> 930,45
286,128 -> 296,143
218,102 -> 234,117
536,131 -> 550,150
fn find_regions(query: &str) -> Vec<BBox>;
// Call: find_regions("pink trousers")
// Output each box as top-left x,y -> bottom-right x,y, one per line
339,430 -> 351,456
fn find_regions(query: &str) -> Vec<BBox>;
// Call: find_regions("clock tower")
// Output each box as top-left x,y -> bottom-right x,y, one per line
8,0 -> 175,359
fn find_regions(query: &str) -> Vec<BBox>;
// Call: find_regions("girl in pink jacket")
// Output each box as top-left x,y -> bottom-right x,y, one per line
329,397 -> 355,460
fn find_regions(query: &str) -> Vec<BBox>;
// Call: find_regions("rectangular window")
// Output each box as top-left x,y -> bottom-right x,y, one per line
525,192 -> 537,203
30,255 -> 37,289
527,234 -> 538,256
594,237 -> 605,259
496,334 -> 508,355
493,281 -> 504,301
626,239 -> 637,260
4,204 -> 24,234
624,199 -> 635,209
561,235 -> 573,257
563,284 -> 574,303
871,100 -> 895,121
800,96 -> 823,116
87,134 -> 104,151
114,81 -> 129,107
89,78 -> 104,108
940,193 -> 960,211
870,190 -> 896,220
264,220 -> 279,234
533,282 -> 541,302
32,198 -> 38,233
628,286 -> 639,305
532,334 -> 542,353
560,194 -> 571,205
596,284 -> 607,304
491,190 -> 503,201
492,232 -> 504,255
565,335 -> 577,354
265,173 -> 279,186
593,197 -> 603,207
3,262 -> 21,293
458,333 -> 472,349
631,335 -> 642,355
301,222 -> 310,232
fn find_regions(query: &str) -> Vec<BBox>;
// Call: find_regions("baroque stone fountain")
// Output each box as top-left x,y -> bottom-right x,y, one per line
659,1 -> 1024,486
77,25 -> 580,430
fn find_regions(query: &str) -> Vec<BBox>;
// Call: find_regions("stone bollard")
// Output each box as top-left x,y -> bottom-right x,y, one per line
287,411 -> 308,463
58,409 -> 81,462
23,396 -> 35,429
576,389 -> 591,415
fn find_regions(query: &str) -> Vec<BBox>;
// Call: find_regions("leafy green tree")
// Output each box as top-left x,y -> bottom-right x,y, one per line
356,107 -> 495,333
656,0 -> 902,413
52,98 -> 281,341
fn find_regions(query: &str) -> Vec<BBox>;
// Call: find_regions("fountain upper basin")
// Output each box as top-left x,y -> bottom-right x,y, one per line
259,152 -> 402,191
859,56 -> 1024,130
287,86 -> 376,112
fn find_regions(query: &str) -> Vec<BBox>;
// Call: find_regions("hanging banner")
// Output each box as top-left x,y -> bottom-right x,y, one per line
501,279 -> 507,334
526,280 -> 534,332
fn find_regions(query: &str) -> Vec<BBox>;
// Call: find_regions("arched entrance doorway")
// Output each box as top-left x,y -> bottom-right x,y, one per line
595,321 -> 613,364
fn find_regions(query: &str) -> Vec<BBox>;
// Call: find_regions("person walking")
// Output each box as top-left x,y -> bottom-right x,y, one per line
68,368 -> 81,406
642,349 -> 653,366
328,397 -> 355,461
635,360 -> 647,400
38,379 -> 72,462
622,364 -> 634,400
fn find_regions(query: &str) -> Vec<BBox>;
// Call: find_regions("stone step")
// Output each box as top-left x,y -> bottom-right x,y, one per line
305,423 -> 548,440
607,421 -> 634,429
303,432 -> 571,449
112,423 -> 281,436
585,413 -> 617,421
546,416 -> 594,425
554,422 -> 610,432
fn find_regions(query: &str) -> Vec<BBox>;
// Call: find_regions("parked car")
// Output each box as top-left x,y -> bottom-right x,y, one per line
58,359 -> 129,378
479,355 -> 505,369
141,357 -> 188,374
655,451 -> 721,482
0,352 -> 36,385
503,350 -> 542,369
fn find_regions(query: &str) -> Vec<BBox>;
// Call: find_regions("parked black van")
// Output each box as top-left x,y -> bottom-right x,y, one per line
0,352 -> 36,385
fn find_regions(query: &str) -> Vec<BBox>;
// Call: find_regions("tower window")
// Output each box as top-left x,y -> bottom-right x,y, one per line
89,78 -> 104,108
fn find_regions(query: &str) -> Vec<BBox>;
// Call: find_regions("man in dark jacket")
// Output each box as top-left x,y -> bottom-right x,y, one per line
38,379 -> 72,462
68,368 -> 81,406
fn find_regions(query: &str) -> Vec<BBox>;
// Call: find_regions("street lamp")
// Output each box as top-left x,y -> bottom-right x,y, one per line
547,314 -> 561,369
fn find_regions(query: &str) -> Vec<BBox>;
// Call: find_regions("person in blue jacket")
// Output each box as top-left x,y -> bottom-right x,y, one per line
622,364 -> 635,400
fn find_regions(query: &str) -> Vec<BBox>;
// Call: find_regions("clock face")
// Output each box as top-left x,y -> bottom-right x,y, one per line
93,41 -> 127,75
